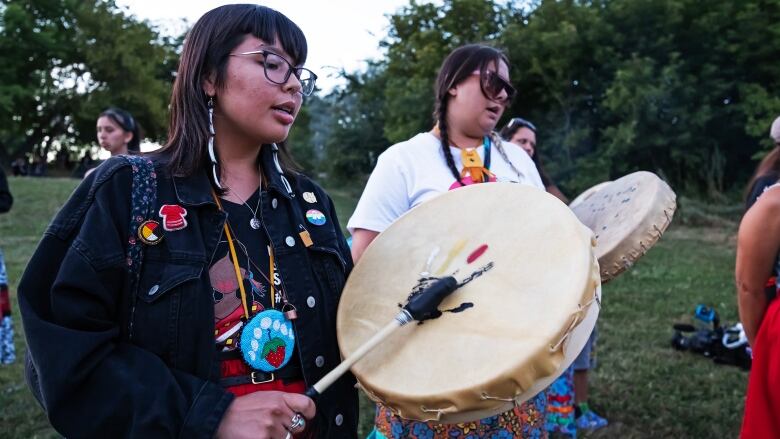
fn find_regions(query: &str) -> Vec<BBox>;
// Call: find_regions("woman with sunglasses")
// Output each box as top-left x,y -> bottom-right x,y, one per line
20,5 -> 357,439
500,117 -> 568,203
349,44 -> 547,438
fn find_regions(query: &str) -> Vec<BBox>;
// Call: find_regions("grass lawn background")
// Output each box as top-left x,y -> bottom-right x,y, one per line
0,176 -> 748,438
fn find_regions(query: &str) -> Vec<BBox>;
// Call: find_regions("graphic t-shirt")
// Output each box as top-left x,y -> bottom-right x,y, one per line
212,192 -> 280,352
347,132 -> 545,233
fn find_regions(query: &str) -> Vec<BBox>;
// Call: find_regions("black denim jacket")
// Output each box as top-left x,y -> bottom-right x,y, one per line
19,149 -> 358,438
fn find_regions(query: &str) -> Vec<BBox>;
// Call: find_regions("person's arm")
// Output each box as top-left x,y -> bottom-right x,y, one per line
347,148 -> 410,263
350,228 -> 380,264
736,187 -> 780,345
0,168 -> 12,213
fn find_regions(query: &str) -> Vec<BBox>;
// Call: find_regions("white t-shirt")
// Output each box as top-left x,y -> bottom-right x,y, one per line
348,132 -> 545,233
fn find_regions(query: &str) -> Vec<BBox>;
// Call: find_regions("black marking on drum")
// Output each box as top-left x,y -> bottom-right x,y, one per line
400,262 -> 495,324
444,302 -> 474,313
457,261 -> 495,288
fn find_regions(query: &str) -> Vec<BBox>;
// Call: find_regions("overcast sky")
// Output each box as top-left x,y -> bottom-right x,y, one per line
115,0 -> 422,92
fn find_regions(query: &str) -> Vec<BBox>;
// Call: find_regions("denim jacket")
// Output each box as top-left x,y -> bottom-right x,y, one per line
19,148 -> 358,438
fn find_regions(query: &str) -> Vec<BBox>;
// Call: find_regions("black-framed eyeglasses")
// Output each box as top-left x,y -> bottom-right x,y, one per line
230,50 -> 318,96
474,70 -> 516,103
507,117 -> 536,132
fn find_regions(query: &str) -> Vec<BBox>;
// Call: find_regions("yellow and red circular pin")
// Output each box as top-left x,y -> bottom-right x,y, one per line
137,220 -> 164,245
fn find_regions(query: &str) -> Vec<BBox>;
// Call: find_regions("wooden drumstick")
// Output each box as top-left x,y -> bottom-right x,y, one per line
304,276 -> 458,399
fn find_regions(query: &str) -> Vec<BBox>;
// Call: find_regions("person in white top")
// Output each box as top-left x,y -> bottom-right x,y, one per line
348,43 -> 548,439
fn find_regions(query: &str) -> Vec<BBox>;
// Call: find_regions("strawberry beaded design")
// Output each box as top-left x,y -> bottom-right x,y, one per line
239,309 -> 295,372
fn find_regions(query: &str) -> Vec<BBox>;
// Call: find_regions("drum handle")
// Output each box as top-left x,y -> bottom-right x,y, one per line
549,293 -> 600,352
306,311 -> 411,398
305,276 -> 459,399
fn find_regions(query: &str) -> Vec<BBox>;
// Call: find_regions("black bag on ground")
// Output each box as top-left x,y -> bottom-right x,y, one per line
671,305 -> 751,370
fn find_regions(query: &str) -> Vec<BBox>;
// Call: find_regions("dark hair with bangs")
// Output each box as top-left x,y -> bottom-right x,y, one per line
433,44 -> 510,185
161,4 -> 306,184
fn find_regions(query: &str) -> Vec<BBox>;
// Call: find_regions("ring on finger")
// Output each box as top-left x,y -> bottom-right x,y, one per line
289,413 -> 306,433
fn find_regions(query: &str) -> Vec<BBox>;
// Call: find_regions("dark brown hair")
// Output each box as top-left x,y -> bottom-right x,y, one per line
99,107 -> 141,153
499,117 -> 555,188
160,4 -> 306,183
433,44 -> 510,185
744,145 -> 780,201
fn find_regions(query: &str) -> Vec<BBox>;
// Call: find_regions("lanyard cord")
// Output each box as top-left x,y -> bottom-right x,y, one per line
483,136 -> 492,170
212,191 -> 275,321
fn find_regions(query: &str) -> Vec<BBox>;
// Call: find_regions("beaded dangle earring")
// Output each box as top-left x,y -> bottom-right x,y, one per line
270,143 -> 293,197
207,96 -> 222,189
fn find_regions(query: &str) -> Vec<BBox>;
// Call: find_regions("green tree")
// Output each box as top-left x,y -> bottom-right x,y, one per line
0,0 -> 178,164
382,0 -> 508,143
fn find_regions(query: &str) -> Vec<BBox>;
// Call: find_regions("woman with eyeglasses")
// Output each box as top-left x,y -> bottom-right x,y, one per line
349,44 -> 547,438
20,5 -> 357,439
500,117 -> 568,203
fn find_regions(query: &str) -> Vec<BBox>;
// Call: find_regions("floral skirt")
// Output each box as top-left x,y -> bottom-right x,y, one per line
544,366 -> 576,437
371,390 -> 547,439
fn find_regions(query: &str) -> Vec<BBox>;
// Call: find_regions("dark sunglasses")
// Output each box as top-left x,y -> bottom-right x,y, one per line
506,117 -> 536,132
477,70 -> 516,102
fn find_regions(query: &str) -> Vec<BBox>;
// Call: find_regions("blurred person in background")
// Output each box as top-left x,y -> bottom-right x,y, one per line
0,164 -> 15,364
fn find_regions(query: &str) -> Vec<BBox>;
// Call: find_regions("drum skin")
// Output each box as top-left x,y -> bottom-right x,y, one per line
568,181 -> 612,209
337,183 -> 600,423
571,171 -> 676,283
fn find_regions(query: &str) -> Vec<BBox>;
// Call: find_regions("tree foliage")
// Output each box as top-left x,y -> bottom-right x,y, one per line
0,0 -> 177,164
321,0 -> 780,198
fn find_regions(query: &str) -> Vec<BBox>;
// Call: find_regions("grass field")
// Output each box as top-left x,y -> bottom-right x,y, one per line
0,177 -> 749,438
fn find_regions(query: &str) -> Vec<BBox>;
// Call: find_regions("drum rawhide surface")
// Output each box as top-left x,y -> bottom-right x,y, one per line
570,171 -> 676,283
337,183 -> 601,423
568,181 -> 612,209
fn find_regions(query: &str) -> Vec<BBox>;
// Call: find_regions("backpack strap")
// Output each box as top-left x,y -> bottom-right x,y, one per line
122,155 -> 157,339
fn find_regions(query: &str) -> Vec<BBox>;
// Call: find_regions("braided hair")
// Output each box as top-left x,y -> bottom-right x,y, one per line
432,44 -> 510,186
490,132 -> 525,182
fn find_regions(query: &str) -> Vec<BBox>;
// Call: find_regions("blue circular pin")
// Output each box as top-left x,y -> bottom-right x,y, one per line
306,209 -> 327,226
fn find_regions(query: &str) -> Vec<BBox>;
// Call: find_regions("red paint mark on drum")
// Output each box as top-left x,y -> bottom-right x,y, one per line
466,244 -> 488,264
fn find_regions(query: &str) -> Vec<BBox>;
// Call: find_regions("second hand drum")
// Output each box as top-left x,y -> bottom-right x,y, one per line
337,183 -> 601,423
570,171 -> 677,283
